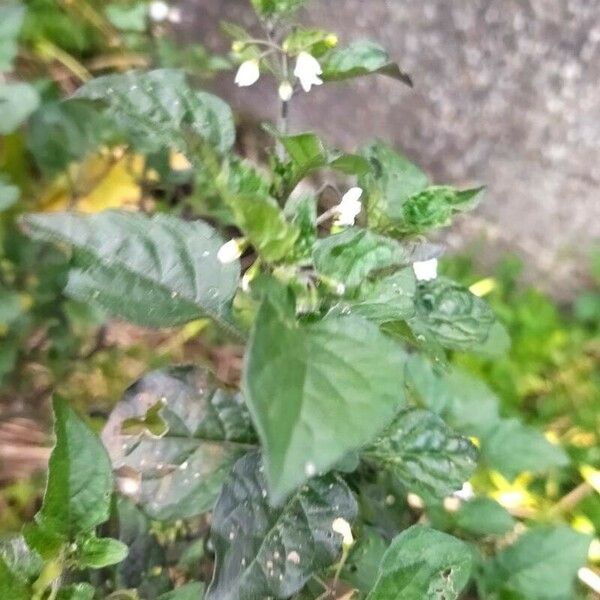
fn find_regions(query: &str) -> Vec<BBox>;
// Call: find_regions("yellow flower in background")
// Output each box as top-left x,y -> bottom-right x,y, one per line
489,471 -> 537,513
580,465 -> 600,494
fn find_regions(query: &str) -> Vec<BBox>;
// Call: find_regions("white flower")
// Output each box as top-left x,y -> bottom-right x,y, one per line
453,481 -> 475,501
235,59 -> 260,87
412,258 -> 438,281
149,1 -> 170,22
278,81 -> 294,102
332,518 -> 354,547
294,51 -> 323,92
217,239 -> 243,264
334,187 -> 363,226
167,7 -> 182,23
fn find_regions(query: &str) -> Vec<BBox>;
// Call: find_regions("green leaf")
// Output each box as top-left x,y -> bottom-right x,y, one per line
441,368 -> 500,438
114,499 -> 168,594
0,2 -> 25,71
409,278 -> 496,351
0,535 -> 43,582
77,535 -> 129,569
344,528 -> 388,593
405,354 -> 454,415
360,142 -> 428,231
313,228 -> 408,291
56,583 -> 95,600
206,452 -> 357,600
72,69 -> 235,154
230,194 -> 300,262
0,174 -> 19,211
454,498 -> 514,536
367,525 -> 473,600
481,418 -> 569,479
487,526 -> 591,600
322,41 -> 412,86
102,366 -> 255,520
27,100 -> 116,175
282,28 -> 336,57
105,3 -> 148,32
390,186 -> 484,235
0,82 -> 40,134
243,291 -> 408,503
158,583 -> 206,600
22,211 -> 241,333
349,267 -> 416,324
0,555 -> 30,600
24,397 -> 113,558
365,409 -> 478,499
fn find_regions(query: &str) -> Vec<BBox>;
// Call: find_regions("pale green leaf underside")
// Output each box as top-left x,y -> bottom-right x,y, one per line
207,452 -> 357,600
22,211 -> 240,333
243,293 -> 408,503
0,82 -> 40,135
102,366 -> 255,520
367,526 -> 473,600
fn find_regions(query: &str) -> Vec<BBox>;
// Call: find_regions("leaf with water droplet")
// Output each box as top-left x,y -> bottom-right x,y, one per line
103,366 -> 256,520
21,211 -> 241,336
206,452 -> 357,600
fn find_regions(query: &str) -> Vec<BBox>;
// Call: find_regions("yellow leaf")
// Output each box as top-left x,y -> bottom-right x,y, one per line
38,149 -> 145,213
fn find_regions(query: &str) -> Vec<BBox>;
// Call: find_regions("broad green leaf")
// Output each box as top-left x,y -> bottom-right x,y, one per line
487,526 -> 591,600
102,366 -> 255,520
0,82 -> 40,134
469,320 -> 511,358
0,174 -> 19,211
360,142 -> 428,230
158,583 -> 205,600
206,452 -> 357,600
77,535 -> 129,569
390,185 -> 484,235
313,228 -> 408,291
279,131 -> 328,172
56,583 -> 95,600
73,69 -> 235,154
283,193 -> 317,260
454,498 -> 514,536
364,409 -> 478,499
0,2 -> 25,71
409,278 -> 496,351
22,211 -> 241,333
243,291 -> 408,503
349,267 -> 416,323
322,41 -> 412,86
481,418 -> 568,479
27,100 -> 116,175
367,525 -> 473,600
230,194 -> 299,262
442,368 -> 500,438
24,397 -> 112,558
0,555 -> 29,600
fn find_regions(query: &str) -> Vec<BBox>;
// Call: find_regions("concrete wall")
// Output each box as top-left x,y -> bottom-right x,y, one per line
181,0 -> 600,294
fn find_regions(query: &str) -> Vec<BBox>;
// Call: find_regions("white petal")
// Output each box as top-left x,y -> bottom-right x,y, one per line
167,7 -> 182,23
332,518 -> 354,546
412,258 -> 438,281
217,239 -> 242,264
335,187 -> 363,226
294,52 -> 323,93
149,1 -> 170,21
235,60 -> 260,87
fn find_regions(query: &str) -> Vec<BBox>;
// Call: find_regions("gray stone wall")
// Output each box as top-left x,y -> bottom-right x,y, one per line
182,0 -> 600,294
